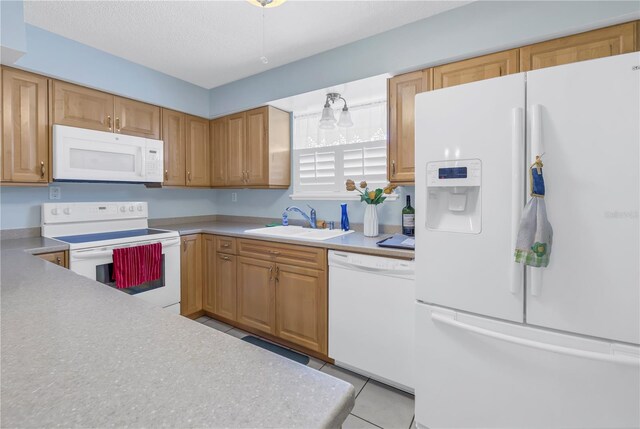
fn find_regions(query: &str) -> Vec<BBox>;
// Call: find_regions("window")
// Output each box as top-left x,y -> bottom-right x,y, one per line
291,101 -> 393,200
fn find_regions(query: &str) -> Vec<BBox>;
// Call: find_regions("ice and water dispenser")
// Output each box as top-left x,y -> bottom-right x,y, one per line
426,159 -> 481,234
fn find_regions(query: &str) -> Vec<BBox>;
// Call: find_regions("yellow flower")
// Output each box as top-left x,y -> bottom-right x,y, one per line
345,179 -> 356,191
368,191 -> 376,200
359,181 -> 367,189
383,187 -> 392,194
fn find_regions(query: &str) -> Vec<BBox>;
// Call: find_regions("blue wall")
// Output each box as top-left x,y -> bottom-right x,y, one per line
1,0 -> 27,59
1,184 -> 216,230
209,1 -> 640,117
215,186 -> 414,228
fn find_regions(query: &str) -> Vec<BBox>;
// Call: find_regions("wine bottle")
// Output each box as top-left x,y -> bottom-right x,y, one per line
402,195 -> 415,236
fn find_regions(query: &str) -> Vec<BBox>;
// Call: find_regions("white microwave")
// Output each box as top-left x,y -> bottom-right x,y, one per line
53,125 -> 164,184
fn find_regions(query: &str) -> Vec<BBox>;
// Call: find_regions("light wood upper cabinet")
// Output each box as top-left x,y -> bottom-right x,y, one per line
210,117 -> 228,187
237,256 -> 276,334
215,106 -> 290,188
433,49 -> 519,89
275,264 -> 327,354
226,112 -> 246,187
388,69 -> 431,184
520,21 -> 638,71
245,107 -> 269,186
180,234 -> 203,317
2,68 -> 49,183
52,80 -> 114,132
114,97 -> 160,139
161,109 -> 186,186
185,115 -> 210,187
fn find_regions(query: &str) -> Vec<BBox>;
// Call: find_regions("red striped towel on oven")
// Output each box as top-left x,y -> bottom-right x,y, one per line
112,242 -> 162,288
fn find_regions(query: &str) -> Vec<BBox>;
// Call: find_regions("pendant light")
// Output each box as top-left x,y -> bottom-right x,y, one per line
247,0 -> 287,8
319,93 -> 354,129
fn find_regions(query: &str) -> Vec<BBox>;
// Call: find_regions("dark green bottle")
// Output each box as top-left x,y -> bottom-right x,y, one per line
402,195 -> 415,236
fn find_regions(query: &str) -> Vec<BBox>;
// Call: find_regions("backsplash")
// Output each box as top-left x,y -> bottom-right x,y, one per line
214,186 -> 414,227
0,183 -> 413,231
0,183 -> 217,230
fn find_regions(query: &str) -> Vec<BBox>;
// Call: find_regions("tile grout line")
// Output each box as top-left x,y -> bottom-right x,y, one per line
348,413 -> 384,429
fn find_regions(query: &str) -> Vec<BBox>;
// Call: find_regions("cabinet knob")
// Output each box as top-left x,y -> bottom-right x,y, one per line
107,115 -> 112,130
275,265 -> 280,280
391,160 -> 396,177
56,256 -> 62,265
222,243 -> 230,247
269,265 -> 273,280
222,255 -> 231,261
40,161 -> 45,178
164,170 -> 168,180
187,172 -> 192,182
115,117 -> 121,132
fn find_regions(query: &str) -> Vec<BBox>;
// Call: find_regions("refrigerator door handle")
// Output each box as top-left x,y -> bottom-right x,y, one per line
529,104 -> 544,297
431,311 -> 640,367
510,107 -> 524,294
531,104 -> 545,159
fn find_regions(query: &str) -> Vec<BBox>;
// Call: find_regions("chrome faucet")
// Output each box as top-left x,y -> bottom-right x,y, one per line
285,205 -> 317,229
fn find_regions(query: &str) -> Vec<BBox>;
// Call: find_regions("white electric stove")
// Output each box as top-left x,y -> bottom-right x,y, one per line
42,202 -> 181,313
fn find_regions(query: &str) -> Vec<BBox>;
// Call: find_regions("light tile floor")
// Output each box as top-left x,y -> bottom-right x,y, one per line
195,316 -> 415,429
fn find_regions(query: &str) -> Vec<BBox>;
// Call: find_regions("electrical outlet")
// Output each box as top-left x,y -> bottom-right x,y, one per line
231,192 -> 238,202
49,186 -> 61,200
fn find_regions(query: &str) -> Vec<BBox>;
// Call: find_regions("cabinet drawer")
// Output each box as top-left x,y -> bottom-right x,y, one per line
36,251 -> 67,268
215,236 -> 237,254
238,239 -> 326,270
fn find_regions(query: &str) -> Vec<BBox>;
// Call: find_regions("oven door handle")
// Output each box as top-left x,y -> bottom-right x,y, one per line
72,238 -> 181,260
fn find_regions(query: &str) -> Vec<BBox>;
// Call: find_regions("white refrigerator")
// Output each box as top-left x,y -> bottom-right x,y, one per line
414,52 -> 640,428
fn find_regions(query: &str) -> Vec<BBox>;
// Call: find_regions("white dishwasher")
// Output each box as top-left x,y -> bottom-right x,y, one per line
328,250 -> 415,392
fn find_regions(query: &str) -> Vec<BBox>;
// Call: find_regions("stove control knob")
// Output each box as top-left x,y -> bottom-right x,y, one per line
120,206 -> 126,213
51,208 -> 59,215
129,206 -> 134,212
63,208 -> 71,215
137,205 -> 143,212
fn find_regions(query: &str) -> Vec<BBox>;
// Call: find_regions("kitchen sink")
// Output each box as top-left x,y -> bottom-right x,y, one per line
244,225 -> 354,241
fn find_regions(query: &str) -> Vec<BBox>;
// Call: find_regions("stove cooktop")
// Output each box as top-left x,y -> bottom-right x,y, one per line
55,228 -> 172,245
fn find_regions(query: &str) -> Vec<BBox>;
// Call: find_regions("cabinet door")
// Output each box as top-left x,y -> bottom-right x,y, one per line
520,21 -> 637,72
36,251 -> 68,268
2,68 -> 49,183
226,112 -> 245,186
204,250 -> 238,321
52,80 -> 114,132
161,109 -> 186,186
114,97 -> 160,139
245,107 -> 269,186
237,256 -> 275,334
275,264 -> 327,354
210,117 -> 227,187
185,115 -> 210,187
388,70 -> 431,183
433,49 -> 519,89
180,234 -> 202,317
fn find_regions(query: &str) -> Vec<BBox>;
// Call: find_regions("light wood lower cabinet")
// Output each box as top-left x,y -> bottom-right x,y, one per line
275,263 -> 327,354
36,251 -> 68,268
199,235 -> 329,357
180,234 -> 203,317
2,67 -> 49,183
203,235 -> 237,321
237,256 -> 277,334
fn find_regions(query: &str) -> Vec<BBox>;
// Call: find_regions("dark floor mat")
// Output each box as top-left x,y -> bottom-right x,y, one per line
241,335 -> 310,365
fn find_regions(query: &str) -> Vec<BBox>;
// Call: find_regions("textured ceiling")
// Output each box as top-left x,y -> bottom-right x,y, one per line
24,0 -> 470,89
